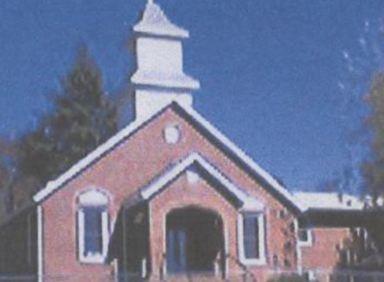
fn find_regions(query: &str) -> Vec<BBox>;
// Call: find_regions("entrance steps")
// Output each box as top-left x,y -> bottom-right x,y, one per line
147,274 -> 255,282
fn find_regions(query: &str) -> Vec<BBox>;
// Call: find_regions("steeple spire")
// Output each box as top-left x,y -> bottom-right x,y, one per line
130,1 -> 200,120
134,0 -> 189,38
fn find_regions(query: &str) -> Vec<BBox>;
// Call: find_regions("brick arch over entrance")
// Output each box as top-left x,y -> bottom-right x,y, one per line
148,170 -> 240,279
165,206 -> 224,275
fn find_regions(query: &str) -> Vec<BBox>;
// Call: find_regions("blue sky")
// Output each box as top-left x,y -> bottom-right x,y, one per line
0,0 -> 383,192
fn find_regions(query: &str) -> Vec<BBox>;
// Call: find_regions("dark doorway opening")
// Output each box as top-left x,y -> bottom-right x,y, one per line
166,207 -> 224,274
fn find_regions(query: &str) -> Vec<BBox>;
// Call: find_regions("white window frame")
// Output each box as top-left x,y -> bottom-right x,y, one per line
238,212 -> 266,265
297,227 -> 312,247
77,190 -> 110,264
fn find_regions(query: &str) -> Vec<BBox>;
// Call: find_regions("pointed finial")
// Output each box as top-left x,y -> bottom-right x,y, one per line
147,0 -> 154,4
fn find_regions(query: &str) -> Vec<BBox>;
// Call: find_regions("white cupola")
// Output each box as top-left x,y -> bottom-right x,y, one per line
131,0 -> 200,120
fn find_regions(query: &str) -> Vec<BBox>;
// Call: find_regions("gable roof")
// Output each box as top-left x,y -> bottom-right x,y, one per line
33,101 -> 307,212
140,152 -> 264,211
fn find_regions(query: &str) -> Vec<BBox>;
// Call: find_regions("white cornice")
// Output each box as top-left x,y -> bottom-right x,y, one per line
140,152 -> 265,211
131,71 -> 200,90
33,101 -> 307,213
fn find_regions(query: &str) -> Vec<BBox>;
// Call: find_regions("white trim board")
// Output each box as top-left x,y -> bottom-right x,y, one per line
293,192 -> 364,211
77,189 -> 110,264
33,105 -> 167,203
37,205 -> 43,282
33,101 -> 306,212
140,152 -> 264,211
181,104 -> 307,212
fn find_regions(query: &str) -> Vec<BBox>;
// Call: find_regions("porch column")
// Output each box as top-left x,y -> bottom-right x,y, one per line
122,206 -> 127,278
148,203 -> 166,280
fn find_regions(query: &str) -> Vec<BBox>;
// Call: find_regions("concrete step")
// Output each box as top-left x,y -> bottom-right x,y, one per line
165,273 -> 224,282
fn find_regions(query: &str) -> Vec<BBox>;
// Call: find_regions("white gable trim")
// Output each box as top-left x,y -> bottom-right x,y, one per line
140,152 -> 264,211
33,105 -> 165,203
181,105 -> 307,212
33,101 -> 305,212
37,205 -> 43,282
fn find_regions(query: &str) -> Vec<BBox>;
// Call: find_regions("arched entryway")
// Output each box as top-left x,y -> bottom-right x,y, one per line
165,207 -> 225,275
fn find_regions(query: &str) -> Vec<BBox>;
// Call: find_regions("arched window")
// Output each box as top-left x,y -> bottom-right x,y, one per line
77,189 -> 109,263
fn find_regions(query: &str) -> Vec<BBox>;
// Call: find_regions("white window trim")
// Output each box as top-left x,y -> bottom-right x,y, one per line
297,227 -> 313,247
37,205 -> 43,282
77,190 -> 110,264
78,189 -> 109,206
238,212 -> 266,265
78,208 -> 109,263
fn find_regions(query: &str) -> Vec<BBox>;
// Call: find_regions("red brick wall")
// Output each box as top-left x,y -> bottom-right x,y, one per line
300,227 -> 350,270
40,107 -> 341,280
148,171 -> 240,278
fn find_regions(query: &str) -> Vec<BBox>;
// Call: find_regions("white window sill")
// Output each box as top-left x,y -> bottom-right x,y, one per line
239,257 -> 266,266
298,240 -> 312,247
80,254 -> 106,264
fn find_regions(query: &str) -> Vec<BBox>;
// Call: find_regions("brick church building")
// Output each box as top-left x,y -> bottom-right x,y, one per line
0,1 -> 371,281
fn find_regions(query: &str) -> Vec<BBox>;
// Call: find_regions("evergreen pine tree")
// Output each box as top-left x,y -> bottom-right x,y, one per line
17,46 -> 117,190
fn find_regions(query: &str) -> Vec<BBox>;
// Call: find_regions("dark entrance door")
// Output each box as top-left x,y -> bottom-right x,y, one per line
166,207 -> 223,274
166,227 -> 187,273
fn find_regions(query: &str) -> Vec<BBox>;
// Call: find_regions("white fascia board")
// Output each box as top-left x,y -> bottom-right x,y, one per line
181,105 -> 308,212
33,103 -> 172,203
293,192 -> 364,211
37,205 -> 43,282
140,152 -> 264,211
33,100 -> 303,213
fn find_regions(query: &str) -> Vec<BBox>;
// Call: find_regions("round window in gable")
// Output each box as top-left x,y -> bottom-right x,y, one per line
163,124 -> 181,144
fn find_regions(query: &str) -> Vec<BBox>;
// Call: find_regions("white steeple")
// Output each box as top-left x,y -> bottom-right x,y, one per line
131,0 -> 200,120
